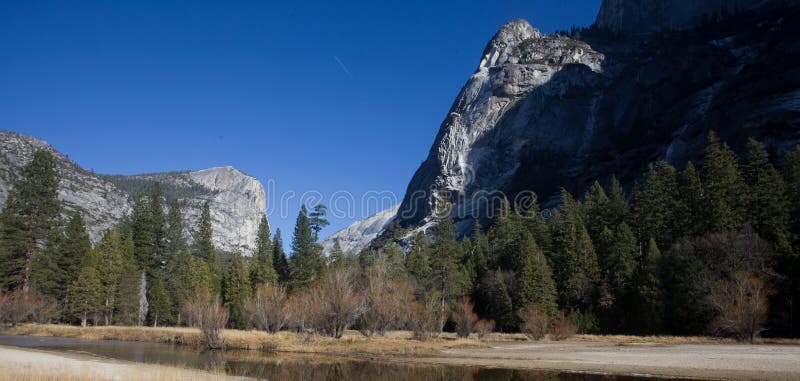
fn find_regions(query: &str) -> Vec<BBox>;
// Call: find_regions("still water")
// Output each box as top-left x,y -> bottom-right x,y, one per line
0,334 -> 699,381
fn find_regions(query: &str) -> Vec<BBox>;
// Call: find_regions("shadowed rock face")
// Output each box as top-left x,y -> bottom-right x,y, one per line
595,0 -> 765,35
344,2 -> 800,247
0,131 -> 267,254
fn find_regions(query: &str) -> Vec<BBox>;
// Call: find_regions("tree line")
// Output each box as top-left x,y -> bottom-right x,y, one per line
1,131 -> 799,343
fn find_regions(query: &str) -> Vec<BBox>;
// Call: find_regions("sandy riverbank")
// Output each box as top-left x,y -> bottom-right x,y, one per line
404,340 -> 800,381
0,345 -> 233,381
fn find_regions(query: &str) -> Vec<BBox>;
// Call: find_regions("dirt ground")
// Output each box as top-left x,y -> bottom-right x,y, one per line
399,340 -> 800,380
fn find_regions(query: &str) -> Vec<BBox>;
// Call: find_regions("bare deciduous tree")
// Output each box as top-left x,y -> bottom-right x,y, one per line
310,269 -> 364,338
517,302 -> 549,340
359,266 -> 412,336
244,283 -> 289,333
0,291 -> 37,326
451,296 -> 478,338
709,272 -> 771,343
474,319 -> 495,340
183,292 -> 229,349
550,311 -> 578,341
409,289 -> 446,340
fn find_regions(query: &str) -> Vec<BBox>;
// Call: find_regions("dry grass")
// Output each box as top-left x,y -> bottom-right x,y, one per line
5,324 -> 489,356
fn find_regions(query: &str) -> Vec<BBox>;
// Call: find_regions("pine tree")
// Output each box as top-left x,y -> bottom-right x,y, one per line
148,183 -> 167,275
631,238 -> 664,334
406,232 -> 432,284
288,205 -> 325,289
147,275 -> 171,327
194,201 -> 221,295
786,145 -> 800,251
95,229 -> 123,325
429,197 -> 468,305
309,204 -> 330,242
114,232 -> 141,326
0,150 -> 61,292
29,226 -> 64,301
328,239 -> 347,270
548,190 -> 600,310
606,176 -> 629,228
743,138 -> 790,252
605,223 -> 638,293
271,229 -> 290,284
131,193 -> 154,270
70,263 -> 102,327
223,251 -> 252,328
584,180 -> 610,241
512,229 -> 557,318
701,131 -> 747,233
632,162 -> 680,249
385,241 -> 408,279
676,162 -> 704,237
165,199 -> 186,262
474,270 -> 514,331
249,215 -> 276,288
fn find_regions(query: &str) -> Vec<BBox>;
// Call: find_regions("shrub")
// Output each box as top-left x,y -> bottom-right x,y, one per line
451,296 -> 478,338
359,266 -> 412,336
244,283 -> 289,333
517,302 -> 549,340
550,312 -> 578,341
409,290 -> 446,340
0,291 -> 38,326
304,268 -> 364,338
474,319 -> 495,340
183,292 -> 229,349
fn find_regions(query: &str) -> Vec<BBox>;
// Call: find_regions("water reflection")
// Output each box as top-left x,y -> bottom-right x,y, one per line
0,334 -> 694,381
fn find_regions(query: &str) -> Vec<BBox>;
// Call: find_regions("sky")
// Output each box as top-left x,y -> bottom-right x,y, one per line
0,0 -> 602,246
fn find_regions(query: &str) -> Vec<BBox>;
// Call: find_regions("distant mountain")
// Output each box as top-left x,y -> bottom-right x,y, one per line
333,0 -> 800,249
0,131 -> 267,254
321,205 -> 398,255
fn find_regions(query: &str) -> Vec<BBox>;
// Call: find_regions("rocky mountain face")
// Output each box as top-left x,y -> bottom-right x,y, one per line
0,131 -> 267,254
328,0 -> 800,250
595,0 -> 766,35
321,205 -> 399,255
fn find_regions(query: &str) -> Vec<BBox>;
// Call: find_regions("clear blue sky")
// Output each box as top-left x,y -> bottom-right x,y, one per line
0,0 -> 602,245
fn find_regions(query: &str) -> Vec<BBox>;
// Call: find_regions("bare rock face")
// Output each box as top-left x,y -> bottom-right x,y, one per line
0,131 -> 132,241
0,131 -> 267,254
321,205 -> 399,255
397,19 -> 606,228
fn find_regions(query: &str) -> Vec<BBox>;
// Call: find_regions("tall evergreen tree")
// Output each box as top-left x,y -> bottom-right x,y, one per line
474,270 -> 514,331
309,204 -> 330,242
288,205 -> 325,289
406,232 -> 432,285
328,239 -> 347,270
271,229 -> 290,284
631,238 -> 664,334
70,262 -> 102,327
223,251 -> 252,328
131,193 -> 154,269
0,150 -> 61,292
249,215 -> 276,288
194,201 -> 221,295
631,162 -> 680,249
95,229 -> 123,325
512,229 -> 558,318
114,232 -> 141,326
743,138 -> 790,252
700,131 -> 747,233
148,275 -> 172,327
148,183 -> 167,275
429,196 -> 468,305
165,199 -> 186,261
676,162 -> 704,238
